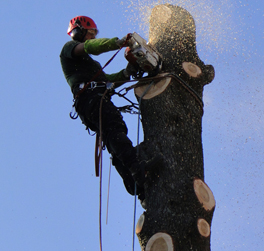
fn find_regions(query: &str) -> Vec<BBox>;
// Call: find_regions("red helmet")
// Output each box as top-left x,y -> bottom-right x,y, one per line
67,16 -> 98,36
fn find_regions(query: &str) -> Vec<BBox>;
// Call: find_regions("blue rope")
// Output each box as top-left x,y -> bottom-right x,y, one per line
132,81 -> 154,251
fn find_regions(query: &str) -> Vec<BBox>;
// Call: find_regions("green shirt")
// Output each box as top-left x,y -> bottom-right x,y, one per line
60,38 -> 129,92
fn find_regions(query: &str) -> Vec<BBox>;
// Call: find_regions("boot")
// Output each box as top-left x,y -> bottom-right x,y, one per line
106,131 -> 163,187
112,155 -> 137,195
106,131 -> 137,168
106,131 -> 146,186
129,154 -> 163,187
112,155 -> 145,202
129,161 -> 146,187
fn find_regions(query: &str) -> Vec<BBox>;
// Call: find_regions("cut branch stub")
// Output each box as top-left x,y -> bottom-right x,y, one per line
136,214 -> 145,234
194,179 -> 215,211
197,219 -> 211,238
145,232 -> 173,251
182,62 -> 202,78
134,73 -> 171,100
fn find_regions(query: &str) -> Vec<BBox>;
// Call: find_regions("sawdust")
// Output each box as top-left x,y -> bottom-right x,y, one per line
122,0 -> 264,135
124,0 -> 239,57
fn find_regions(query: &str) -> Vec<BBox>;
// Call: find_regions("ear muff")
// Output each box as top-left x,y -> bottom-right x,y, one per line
70,27 -> 86,42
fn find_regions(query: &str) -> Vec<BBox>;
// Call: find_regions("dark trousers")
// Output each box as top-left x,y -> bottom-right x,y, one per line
75,88 -> 137,195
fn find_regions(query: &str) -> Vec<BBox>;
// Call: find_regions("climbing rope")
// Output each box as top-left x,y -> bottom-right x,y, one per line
106,157 -> 112,225
132,81 -> 155,251
96,81 -> 155,251
112,72 -> 204,112
83,72 -> 203,251
98,89 -> 108,251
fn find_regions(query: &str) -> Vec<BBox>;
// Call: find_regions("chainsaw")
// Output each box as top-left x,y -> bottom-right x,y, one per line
125,32 -> 162,79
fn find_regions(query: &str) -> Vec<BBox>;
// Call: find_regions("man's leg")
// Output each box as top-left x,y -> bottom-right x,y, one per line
112,155 -> 146,208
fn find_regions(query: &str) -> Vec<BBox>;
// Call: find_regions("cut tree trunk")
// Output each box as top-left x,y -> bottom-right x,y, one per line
135,4 -> 215,251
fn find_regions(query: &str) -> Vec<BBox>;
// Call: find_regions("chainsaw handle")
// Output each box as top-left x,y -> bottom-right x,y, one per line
117,33 -> 132,48
123,33 -> 133,47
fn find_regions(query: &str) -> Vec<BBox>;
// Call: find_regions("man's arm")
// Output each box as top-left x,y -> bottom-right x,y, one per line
105,70 -> 129,89
105,63 -> 138,89
72,43 -> 86,57
73,37 -> 120,57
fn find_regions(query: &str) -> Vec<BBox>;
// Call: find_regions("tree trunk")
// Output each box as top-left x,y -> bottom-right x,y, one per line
135,4 -> 215,251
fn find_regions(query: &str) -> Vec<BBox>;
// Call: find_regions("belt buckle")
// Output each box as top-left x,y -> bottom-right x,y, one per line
90,81 -> 97,89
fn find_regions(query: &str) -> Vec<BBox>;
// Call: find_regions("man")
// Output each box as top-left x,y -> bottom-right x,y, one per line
60,16 -> 158,200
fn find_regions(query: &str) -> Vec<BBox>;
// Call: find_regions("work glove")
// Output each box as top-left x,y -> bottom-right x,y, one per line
123,63 -> 138,78
116,33 -> 132,48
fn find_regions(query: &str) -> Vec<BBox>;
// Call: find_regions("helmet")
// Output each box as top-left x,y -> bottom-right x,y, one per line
67,16 -> 98,41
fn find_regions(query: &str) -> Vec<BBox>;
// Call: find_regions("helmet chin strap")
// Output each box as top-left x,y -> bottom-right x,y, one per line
81,29 -> 88,42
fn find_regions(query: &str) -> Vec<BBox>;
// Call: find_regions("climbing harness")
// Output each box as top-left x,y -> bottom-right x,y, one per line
70,71 -> 204,119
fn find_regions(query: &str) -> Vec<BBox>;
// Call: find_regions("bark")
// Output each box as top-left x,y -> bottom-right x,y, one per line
135,4 -> 215,251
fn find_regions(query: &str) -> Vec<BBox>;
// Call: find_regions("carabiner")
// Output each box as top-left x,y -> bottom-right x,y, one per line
69,105 -> 78,119
90,81 -> 97,89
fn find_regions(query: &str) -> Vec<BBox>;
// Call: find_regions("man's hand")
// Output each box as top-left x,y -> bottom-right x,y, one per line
116,34 -> 132,48
123,63 -> 138,78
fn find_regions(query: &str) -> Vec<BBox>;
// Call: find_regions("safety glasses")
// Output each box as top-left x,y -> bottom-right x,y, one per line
87,29 -> 99,36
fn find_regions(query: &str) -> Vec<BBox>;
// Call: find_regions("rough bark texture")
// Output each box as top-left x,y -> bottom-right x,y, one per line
135,4 -> 215,251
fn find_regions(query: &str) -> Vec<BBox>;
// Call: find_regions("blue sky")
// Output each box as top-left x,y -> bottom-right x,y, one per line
0,0 -> 263,250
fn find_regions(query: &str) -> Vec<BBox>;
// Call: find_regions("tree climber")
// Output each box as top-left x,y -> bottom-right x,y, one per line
60,16 -> 160,202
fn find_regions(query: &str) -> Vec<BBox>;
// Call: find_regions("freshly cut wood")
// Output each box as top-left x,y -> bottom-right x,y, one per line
134,73 -> 172,100
145,232 -> 173,251
148,4 -> 172,26
197,218 -> 211,237
136,214 -> 145,234
194,179 -> 215,211
182,62 -> 202,78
